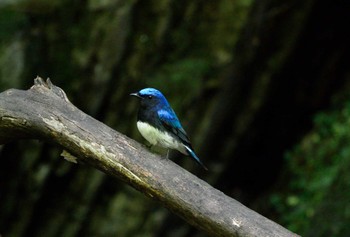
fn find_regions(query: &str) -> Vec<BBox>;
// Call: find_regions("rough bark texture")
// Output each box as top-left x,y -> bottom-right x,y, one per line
0,78 -> 299,237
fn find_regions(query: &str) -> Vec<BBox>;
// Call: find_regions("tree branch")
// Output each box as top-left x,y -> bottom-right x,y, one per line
0,77 -> 299,237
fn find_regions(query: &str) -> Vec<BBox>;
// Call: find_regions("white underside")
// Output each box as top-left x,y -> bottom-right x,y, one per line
137,121 -> 186,154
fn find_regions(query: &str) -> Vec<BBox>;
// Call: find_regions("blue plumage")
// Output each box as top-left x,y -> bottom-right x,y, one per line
130,88 -> 208,170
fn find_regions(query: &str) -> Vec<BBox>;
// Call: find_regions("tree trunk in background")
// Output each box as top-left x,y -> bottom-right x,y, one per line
0,0 -> 349,236
204,0 -> 349,199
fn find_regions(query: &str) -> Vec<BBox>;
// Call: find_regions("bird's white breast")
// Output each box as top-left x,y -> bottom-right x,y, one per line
137,121 -> 182,151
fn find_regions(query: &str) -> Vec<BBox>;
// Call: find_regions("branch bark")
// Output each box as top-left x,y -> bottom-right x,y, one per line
0,77 -> 299,237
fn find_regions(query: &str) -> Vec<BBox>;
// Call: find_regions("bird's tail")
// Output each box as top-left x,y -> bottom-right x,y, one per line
184,145 -> 208,170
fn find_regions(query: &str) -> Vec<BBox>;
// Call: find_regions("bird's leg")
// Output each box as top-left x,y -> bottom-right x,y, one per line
166,149 -> 170,159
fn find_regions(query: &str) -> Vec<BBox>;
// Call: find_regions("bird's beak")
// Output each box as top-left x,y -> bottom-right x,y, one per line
130,92 -> 142,99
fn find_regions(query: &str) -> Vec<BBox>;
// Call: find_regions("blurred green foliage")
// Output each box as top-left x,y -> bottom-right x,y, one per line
0,8 -> 26,42
149,57 -> 210,108
0,7 -> 27,88
272,95 -> 350,236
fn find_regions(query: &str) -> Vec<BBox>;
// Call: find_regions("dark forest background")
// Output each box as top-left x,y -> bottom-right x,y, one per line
1,0 -> 350,236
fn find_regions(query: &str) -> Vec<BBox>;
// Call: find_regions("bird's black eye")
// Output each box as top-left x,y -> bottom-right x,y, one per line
148,95 -> 153,99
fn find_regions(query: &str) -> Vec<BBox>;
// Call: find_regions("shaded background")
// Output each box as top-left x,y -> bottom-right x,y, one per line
1,0 -> 350,236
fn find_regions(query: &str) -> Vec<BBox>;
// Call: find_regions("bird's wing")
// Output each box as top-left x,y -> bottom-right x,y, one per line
158,109 -> 208,170
157,109 -> 191,145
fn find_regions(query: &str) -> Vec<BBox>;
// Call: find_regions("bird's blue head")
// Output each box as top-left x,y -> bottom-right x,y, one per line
130,88 -> 169,109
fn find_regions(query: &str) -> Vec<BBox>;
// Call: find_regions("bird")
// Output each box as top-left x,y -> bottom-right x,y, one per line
130,88 -> 208,170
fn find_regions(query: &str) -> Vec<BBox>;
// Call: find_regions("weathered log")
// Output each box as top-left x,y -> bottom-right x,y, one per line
0,77 -> 299,237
